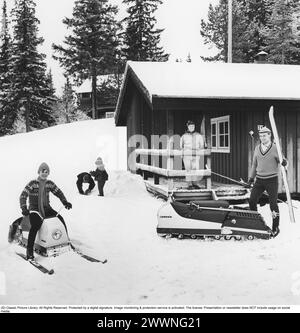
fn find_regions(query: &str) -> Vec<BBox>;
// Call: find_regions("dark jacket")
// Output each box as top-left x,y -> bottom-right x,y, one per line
90,168 -> 108,182
20,179 -> 67,212
76,172 -> 95,193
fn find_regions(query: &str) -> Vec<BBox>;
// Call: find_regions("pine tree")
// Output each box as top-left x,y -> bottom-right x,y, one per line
122,0 -> 169,61
53,0 -> 121,119
2,0 -> 55,134
0,0 -> 11,132
200,0 -> 271,63
262,0 -> 300,64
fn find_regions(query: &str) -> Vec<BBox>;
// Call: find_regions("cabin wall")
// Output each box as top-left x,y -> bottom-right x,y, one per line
125,92 -> 300,193
203,102 -> 248,185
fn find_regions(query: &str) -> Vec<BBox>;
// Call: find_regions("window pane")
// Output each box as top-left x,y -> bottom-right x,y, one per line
211,123 -> 216,135
225,121 -> 229,133
212,136 -> 217,147
219,122 -> 225,134
219,135 -> 225,147
225,135 -> 229,147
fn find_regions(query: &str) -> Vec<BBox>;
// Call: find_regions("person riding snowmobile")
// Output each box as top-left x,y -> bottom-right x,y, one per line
248,127 -> 287,238
18,162 -> 72,260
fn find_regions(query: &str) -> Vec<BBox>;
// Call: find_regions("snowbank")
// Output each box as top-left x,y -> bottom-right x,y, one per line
1,119 -> 300,306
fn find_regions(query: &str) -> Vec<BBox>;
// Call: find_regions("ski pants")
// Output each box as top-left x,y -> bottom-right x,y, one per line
183,156 -> 200,183
97,179 -> 106,196
249,176 -> 279,230
27,208 -> 67,256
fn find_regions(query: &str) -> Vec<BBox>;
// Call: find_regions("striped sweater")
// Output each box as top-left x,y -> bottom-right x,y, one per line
20,179 -> 67,214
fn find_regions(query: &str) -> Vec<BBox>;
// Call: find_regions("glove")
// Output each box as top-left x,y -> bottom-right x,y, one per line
281,158 -> 288,167
64,202 -> 72,210
247,178 -> 254,188
22,208 -> 30,216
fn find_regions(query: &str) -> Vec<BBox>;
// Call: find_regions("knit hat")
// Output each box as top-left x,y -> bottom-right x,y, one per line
95,157 -> 103,166
259,126 -> 271,134
38,162 -> 50,174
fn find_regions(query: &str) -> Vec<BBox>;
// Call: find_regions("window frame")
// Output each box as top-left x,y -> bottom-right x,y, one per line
210,115 -> 230,153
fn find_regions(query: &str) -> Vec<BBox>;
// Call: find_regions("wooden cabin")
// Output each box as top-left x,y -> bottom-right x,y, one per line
76,74 -> 120,119
115,61 -> 300,196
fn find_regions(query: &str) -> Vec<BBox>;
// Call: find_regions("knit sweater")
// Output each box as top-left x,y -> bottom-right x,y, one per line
250,143 -> 280,179
20,179 -> 67,215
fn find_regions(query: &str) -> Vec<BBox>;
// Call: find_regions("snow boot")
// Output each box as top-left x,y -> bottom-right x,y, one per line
271,227 -> 280,238
26,249 -> 34,261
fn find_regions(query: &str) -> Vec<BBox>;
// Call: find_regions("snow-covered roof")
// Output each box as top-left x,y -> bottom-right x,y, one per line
75,74 -> 115,94
115,61 -> 300,124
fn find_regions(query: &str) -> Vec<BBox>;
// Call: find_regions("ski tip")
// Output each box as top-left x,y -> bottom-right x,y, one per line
269,105 -> 274,114
102,259 -> 108,264
48,269 -> 55,275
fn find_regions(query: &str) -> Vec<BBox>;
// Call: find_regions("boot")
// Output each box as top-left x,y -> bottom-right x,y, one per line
271,211 -> 280,238
271,227 -> 280,238
26,248 -> 34,261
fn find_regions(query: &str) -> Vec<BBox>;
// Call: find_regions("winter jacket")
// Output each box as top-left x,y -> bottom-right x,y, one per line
20,179 -> 67,214
90,168 -> 108,182
77,172 -> 95,191
180,131 -> 204,154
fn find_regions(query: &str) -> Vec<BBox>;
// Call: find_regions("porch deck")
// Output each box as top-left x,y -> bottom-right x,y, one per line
145,177 -> 250,203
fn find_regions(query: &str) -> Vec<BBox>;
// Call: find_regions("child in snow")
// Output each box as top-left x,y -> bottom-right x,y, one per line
76,172 -> 95,195
248,127 -> 287,238
18,162 -> 72,260
90,157 -> 108,196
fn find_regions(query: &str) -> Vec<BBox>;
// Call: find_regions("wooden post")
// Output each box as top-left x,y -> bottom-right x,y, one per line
228,0 -> 233,63
167,110 -> 175,192
154,174 -> 160,185
206,154 -> 212,189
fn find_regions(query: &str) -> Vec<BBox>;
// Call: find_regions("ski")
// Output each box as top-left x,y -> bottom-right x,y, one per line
269,106 -> 296,223
16,252 -> 54,275
70,244 -> 107,264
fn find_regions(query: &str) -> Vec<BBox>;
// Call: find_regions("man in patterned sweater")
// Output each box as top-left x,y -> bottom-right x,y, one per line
19,162 -> 72,259
248,127 -> 287,238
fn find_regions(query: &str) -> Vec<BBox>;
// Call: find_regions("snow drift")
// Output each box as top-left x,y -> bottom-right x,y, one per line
0,119 -> 300,306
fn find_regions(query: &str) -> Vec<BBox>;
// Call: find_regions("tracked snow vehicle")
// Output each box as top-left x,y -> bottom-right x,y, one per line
15,213 -> 71,257
157,199 -> 272,240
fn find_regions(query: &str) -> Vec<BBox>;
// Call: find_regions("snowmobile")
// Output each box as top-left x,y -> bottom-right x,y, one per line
11,212 -> 71,257
157,198 -> 272,240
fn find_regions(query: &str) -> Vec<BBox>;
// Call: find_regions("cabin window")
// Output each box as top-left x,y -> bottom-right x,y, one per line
210,116 -> 230,153
81,93 -> 91,99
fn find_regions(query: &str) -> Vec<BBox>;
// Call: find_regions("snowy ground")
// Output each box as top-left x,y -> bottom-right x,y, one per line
1,119 -> 300,306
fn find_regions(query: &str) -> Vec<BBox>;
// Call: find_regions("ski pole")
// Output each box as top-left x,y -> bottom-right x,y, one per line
205,164 -> 247,187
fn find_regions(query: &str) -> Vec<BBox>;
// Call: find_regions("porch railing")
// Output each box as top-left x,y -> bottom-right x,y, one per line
135,148 -> 212,190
